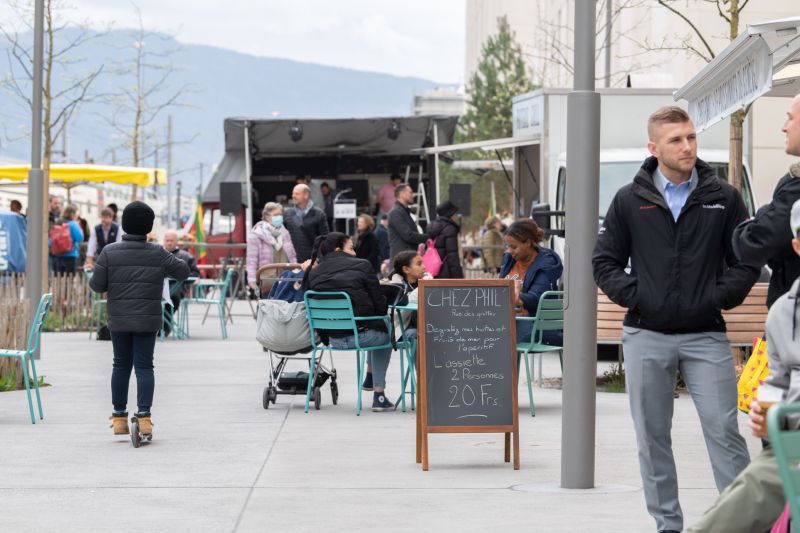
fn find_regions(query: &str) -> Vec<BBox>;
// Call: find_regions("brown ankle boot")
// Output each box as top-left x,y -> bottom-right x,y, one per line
136,415 -> 153,436
109,414 -> 129,435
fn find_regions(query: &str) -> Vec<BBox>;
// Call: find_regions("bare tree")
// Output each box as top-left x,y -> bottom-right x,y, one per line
635,0 -> 750,192
527,0 -> 654,88
101,4 -> 196,199
1,0 -> 105,283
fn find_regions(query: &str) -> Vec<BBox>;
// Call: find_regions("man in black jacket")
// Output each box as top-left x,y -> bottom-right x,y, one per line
387,183 -> 426,260
734,94 -> 800,308
592,106 -> 757,533
284,184 -> 329,262
90,201 -> 190,440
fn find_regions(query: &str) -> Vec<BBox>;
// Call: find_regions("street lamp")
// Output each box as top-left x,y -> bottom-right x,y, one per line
25,0 -> 45,359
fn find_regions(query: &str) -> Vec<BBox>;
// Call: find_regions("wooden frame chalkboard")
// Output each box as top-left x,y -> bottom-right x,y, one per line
416,279 -> 520,470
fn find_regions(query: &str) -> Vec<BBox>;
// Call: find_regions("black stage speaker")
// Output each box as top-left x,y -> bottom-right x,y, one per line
448,183 -> 472,217
220,182 -> 243,216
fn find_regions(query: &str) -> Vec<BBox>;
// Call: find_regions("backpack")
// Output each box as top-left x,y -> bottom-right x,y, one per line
49,222 -> 73,256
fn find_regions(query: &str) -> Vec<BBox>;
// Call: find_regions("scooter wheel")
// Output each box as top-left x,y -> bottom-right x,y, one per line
313,386 -> 322,410
330,382 -> 339,405
130,417 -> 141,448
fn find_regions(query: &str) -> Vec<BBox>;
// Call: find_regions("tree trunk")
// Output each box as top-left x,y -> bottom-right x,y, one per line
728,109 -> 745,194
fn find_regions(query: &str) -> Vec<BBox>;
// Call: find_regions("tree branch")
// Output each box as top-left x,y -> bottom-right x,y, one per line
656,0 -> 716,61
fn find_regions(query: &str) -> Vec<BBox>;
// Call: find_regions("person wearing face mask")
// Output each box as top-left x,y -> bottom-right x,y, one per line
247,202 -> 297,296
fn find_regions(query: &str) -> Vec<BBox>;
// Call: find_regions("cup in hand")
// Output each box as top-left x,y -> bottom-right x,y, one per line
756,382 -> 783,412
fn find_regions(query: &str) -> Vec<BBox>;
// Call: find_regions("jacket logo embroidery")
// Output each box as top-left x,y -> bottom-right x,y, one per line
639,205 -> 657,210
702,204 -> 725,210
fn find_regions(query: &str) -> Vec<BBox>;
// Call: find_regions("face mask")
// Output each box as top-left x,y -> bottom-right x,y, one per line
270,215 -> 284,228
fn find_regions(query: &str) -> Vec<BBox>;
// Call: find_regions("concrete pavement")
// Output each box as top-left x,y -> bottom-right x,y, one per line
0,302 -> 762,532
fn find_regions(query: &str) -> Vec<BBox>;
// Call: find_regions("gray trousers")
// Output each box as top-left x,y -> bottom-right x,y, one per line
622,327 -> 750,532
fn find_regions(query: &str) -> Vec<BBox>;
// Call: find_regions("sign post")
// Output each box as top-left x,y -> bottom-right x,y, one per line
333,200 -> 357,236
416,279 -> 520,470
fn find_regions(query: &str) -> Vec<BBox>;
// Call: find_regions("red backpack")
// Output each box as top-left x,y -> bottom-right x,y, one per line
49,223 -> 74,256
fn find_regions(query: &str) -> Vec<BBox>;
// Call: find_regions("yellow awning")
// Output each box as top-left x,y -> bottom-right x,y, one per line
0,164 -> 167,186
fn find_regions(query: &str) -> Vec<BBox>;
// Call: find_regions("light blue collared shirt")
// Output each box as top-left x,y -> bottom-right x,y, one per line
301,199 -> 315,216
653,166 -> 698,221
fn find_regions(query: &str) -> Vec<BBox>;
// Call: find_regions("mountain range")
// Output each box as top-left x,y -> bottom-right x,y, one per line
0,28 -> 450,191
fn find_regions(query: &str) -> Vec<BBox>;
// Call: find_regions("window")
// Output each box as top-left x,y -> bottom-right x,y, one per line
204,209 -> 236,237
555,168 -> 566,230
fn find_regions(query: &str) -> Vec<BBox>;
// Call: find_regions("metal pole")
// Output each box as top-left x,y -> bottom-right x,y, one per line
243,122 -> 254,230
25,0 -> 45,359
604,0 -> 613,88
561,0 -> 600,489
433,124 -> 440,207
176,180 -> 182,228
166,115 -> 173,227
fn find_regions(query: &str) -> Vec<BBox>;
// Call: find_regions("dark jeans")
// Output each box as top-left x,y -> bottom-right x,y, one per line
54,256 -> 77,274
162,294 -> 183,335
110,331 -> 157,414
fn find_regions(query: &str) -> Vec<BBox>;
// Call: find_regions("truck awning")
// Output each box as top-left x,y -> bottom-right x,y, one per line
674,16 -> 800,131
414,134 -> 541,155
0,164 -> 167,186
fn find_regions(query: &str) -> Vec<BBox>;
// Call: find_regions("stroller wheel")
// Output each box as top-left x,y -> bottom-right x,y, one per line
331,381 -> 339,405
269,386 -> 278,403
313,386 -> 322,410
262,387 -> 271,409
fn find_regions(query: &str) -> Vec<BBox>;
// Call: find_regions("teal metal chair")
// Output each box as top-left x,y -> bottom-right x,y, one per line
515,290 -> 564,417
304,290 -> 393,415
0,293 -> 52,424
768,402 -> 800,525
180,269 -> 234,339
393,304 -> 417,413
85,269 -> 107,339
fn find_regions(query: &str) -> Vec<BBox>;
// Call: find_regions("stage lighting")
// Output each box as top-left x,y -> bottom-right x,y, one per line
289,122 -> 303,142
387,120 -> 401,140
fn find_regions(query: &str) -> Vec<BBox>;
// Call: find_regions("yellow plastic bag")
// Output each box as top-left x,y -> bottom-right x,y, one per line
737,338 -> 770,414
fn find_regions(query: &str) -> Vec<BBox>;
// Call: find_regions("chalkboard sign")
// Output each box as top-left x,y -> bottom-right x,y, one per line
416,279 -> 519,470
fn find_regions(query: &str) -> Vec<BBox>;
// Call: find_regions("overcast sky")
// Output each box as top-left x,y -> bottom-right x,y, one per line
0,0 -> 466,83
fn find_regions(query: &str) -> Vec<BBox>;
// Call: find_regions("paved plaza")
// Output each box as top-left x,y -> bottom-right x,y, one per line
0,302 -> 762,532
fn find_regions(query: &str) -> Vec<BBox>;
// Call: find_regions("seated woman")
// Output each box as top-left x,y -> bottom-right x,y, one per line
304,232 -> 394,412
388,250 -> 426,344
247,202 -> 297,298
498,219 -> 563,346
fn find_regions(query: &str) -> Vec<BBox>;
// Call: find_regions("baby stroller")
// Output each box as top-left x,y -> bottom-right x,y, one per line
255,263 -> 338,410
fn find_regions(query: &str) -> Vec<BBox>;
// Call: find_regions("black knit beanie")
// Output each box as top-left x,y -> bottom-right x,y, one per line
436,200 -> 459,219
122,201 -> 155,236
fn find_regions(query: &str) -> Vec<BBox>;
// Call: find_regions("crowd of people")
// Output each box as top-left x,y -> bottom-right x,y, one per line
238,178 -> 564,412
55,93 -> 800,532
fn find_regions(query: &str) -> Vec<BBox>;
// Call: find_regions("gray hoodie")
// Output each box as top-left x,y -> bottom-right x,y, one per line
764,277 -> 800,427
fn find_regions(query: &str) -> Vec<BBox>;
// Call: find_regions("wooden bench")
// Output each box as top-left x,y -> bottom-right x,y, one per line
598,283 -> 769,364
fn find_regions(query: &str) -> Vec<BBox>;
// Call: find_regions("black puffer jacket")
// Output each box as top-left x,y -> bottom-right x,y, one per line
307,251 -> 387,336
733,164 -> 800,308
592,157 -> 759,333
355,230 -> 381,273
426,217 -> 464,278
284,205 -> 329,262
90,234 -> 191,333
171,248 -> 200,277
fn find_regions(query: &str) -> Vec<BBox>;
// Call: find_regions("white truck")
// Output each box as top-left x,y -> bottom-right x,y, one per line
507,88 -> 758,257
